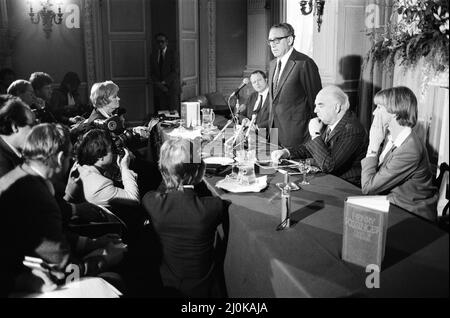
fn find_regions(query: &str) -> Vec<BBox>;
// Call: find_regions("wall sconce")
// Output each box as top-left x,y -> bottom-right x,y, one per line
28,0 -> 64,38
299,0 -> 325,32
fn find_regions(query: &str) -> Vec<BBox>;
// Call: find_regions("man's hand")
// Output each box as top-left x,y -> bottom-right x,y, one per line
368,110 -> 386,154
308,117 -> 323,139
271,149 -> 290,163
118,148 -> 131,169
69,115 -> 85,125
132,126 -> 150,138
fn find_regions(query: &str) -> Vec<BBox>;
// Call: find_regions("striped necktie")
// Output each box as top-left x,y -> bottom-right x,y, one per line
273,60 -> 282,93
324,126 -> 332,143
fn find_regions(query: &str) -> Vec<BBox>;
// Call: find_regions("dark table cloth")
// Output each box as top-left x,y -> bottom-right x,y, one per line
203,172 -> 449,298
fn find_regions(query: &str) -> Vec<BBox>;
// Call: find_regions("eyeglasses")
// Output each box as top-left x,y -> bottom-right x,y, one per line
267,35 -> 290,46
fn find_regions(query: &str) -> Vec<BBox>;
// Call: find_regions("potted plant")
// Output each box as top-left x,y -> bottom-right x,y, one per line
367,0 -> 449,91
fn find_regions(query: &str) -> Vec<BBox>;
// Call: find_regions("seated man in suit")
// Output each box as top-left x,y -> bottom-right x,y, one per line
7,79 -> 36,107
361,86 -> 437,221
29,72 -> 57,123
271,85 -> 368,187
239,70 -> 270,131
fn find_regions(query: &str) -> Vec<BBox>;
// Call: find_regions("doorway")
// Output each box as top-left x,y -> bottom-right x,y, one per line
100,0 -> 152,124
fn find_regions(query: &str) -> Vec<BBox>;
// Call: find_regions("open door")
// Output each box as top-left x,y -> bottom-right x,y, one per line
100,0 -> 152,124
178,0 -> 199,101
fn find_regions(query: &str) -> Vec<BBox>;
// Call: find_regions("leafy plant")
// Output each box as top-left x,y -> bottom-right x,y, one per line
367,0 -> 449,76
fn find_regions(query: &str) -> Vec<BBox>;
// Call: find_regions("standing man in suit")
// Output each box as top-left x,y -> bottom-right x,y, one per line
239,70 -> 270,131
267,23 -> 322,149
361,86 -> 437,221
150,33 -> 180,114
271,85 -> 368,186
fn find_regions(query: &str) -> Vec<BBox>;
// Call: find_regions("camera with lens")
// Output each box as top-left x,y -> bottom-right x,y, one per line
92,115 -> 140,157
113,128 -> 140,158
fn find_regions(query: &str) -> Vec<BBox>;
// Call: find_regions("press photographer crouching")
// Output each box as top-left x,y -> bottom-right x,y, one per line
71,80 -> 161,197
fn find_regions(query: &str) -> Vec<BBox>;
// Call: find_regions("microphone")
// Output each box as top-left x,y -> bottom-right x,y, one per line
230,78 -> 249,97
245,114 -> 257,138
210,120 -> 233,143
237,103 -> 247,116
225,118 -> 249,145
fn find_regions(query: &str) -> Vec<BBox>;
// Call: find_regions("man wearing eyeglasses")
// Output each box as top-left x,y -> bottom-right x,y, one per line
150,33 -> 180,114
267,23 -> 322,149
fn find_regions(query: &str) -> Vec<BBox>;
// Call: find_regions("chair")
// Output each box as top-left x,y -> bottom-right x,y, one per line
435,162 -> 449,231
68,205 -> 127,238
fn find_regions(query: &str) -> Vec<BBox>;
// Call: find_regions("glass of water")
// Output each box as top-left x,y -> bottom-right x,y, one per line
300,159 -> 311,185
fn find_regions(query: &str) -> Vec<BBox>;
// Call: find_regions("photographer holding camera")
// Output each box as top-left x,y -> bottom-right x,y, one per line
65,129 -> 139,209
70,81 -> 161,198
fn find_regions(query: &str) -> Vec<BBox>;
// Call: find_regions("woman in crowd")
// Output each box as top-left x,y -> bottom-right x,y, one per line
142,138 -> 227,297
49,71 -> 89,125
361,86 -> 438,221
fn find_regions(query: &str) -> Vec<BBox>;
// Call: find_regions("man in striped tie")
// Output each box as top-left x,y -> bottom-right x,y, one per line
271,85 -> 368,187
267,23 -> 322,149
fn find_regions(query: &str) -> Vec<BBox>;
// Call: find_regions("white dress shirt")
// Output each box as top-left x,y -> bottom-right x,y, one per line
253,88 -> 269,112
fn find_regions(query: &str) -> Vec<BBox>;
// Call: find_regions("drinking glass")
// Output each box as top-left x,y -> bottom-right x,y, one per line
300,159 -> 311,185
237,161 -> 256,185
201,108 -> 215,128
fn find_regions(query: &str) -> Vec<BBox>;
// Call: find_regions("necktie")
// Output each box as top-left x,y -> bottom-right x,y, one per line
378,136 -> 394,164
273,60 -> 282,93
158,49 -> 164,76
253,94 -> 263,113
324,126 -> 332,143
379,144 -> 397,166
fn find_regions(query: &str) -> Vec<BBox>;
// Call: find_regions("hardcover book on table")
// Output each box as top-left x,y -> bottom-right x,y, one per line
342,196 -> 390,269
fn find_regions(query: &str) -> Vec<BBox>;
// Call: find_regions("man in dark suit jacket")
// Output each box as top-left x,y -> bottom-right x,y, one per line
361,86 -> 437,221
267,23 -> 322,149
271,86 -> 368,186
0,99 -> 35,178
150,33 -> 180,113
239,70 -> 270,131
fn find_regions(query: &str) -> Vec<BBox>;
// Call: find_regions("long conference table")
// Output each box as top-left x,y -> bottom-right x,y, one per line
204,172 -> 449,298
155,118 -> 449,298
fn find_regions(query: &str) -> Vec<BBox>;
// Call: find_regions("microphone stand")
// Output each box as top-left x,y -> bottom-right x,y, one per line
227,94 -> 239,126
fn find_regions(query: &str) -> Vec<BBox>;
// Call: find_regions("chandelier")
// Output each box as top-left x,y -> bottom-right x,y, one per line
299,0 -> 326,32
28,0 -> 64,38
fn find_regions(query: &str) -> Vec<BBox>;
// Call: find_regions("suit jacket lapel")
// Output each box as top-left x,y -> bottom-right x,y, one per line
380,133 -> 413,167
273,59 -> 295,100
327,111 -> 351,143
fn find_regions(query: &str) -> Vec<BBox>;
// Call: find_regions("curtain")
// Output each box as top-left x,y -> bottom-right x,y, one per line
0,0 -> 12,68
358,0 -> 394,130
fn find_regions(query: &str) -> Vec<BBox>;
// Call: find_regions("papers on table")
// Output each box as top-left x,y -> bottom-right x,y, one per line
216,175 -> 268,193
166,126 -> 203,140
203,157 -> 234,165
23,277 -> 122,298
